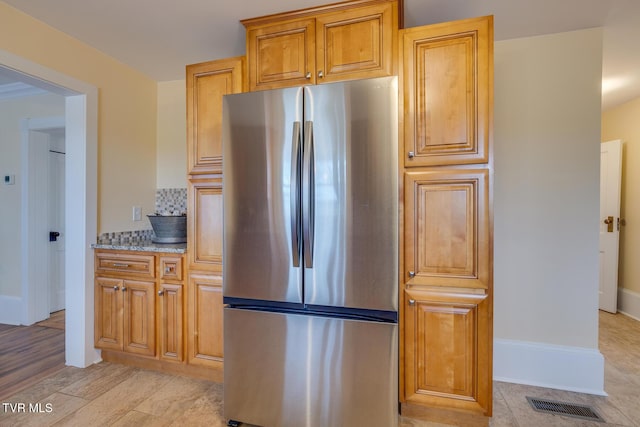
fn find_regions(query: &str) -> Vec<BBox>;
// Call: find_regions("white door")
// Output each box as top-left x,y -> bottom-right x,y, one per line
25,124 -> 66,322
49,132 -> 65,313
599,139 -> 622,313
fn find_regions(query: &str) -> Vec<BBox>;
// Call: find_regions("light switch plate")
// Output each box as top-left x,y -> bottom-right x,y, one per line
133,206 -> 142,221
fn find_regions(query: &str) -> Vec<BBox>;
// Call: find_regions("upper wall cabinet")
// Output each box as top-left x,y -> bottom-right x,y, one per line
243,0 -> 399,91
402,16 -> 493,166
186,57 -> 245,175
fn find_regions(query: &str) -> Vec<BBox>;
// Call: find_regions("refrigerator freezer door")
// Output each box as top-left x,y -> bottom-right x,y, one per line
222,87 -> 304,304
303,77 -> 399,312
224,307 -> 398,427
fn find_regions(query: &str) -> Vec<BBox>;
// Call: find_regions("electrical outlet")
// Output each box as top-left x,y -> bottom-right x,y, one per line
133,206 -> 142,221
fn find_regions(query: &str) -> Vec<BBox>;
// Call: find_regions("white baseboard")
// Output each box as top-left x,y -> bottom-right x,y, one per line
618,287 -> 640,320
494,339 -> 606,396
0,296 -> 23,325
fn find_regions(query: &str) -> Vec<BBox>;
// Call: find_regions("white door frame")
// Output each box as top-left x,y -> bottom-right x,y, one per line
1,49 -> 100,368
21,116 -> 65,324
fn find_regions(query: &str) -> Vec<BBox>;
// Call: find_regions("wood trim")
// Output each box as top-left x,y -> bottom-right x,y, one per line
241,0 -> 400,27
101,350 -> 223,383
400,402 -> 489,427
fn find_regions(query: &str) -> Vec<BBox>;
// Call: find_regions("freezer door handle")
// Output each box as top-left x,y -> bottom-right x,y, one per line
290,121 -> 302,267
303,120 -> 315,268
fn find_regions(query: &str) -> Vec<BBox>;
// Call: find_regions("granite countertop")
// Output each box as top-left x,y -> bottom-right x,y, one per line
91,240 -> 187,254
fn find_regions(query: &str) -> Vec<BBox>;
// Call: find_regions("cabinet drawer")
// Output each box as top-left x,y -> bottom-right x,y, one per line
96,252 -> 155,278
160,255 -> 183,281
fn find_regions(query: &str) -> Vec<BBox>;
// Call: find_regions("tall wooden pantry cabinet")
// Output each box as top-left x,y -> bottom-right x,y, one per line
399,15 -> 494,425
186,57 -> 245,375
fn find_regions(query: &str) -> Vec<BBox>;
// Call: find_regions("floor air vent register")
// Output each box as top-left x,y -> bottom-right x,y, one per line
526,396 -> 604,422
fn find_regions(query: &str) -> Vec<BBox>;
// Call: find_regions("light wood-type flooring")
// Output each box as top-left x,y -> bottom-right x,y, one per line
0,310 -> 65,401
0,311 -> 638,426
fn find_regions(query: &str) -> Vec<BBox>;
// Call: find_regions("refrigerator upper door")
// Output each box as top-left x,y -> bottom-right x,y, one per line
223,87 -> 303,305
303,77 -> 399,312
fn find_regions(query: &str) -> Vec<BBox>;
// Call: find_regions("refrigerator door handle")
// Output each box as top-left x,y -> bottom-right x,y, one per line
303,120 -> 315,268
290,121 -> 302,267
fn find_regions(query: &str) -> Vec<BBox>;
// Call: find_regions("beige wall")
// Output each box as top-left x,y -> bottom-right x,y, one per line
602,97 -> 640,294
0,1 -> 157,233
494,28 -> 602,348
0,93 -> 65,297
157,80 -> 187,189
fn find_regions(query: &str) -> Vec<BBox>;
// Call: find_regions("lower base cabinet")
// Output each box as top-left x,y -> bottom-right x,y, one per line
95,278 -> 156,358
403,288 -> 492,419
157,281 -> 185,362
187,273 -> 224,368
94,250 -> 223,380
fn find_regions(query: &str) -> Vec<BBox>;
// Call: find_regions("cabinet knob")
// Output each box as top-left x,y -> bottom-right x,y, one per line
408,151 -> 415,159
408,299 -> 416,306
318,70 -> 324,78
305,72 -> 311,79
113,285 -> 119,291
121,286 -> 127,292
158,290 -> 164,296
408,271 -> 415,278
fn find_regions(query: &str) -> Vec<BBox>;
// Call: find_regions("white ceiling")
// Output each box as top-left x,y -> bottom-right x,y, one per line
2,0 -> 640,110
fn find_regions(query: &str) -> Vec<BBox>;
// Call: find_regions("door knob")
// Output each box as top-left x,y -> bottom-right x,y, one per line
604,216 -> 614,233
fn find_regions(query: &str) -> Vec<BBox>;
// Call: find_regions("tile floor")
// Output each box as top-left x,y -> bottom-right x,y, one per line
0,311 -> 638,427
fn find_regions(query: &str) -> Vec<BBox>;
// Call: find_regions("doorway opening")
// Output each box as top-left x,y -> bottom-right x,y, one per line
1,48 -> 99,368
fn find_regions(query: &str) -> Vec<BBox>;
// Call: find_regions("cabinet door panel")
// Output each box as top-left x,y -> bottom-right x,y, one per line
95,277 -> 123,350
188,179 -> 223,271
404,169 -> 490,289
317,2 -> 395,83
403,16 -> 492,166
404,289 -> 490,414
187,57 -> 244,174
247,18 -> 316,91
188,273 -> 224,367
159,255 -> 183,281
158,282 -> 184,362
123,280 -> 155,356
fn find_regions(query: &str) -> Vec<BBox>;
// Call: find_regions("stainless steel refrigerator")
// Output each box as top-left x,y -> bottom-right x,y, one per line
222,76 -> 398,427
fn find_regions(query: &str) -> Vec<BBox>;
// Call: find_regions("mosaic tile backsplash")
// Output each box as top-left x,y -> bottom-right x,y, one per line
96,188 -> 187,244
155,188 -> 187,215
97,229 -> 155,245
